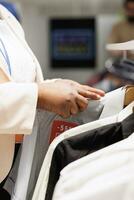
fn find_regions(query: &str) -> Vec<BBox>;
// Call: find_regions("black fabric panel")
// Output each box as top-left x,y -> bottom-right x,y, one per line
0,188 -> 10,200
122,113 -> 134,138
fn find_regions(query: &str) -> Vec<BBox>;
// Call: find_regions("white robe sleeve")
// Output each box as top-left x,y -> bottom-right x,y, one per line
0,82 -> 38,135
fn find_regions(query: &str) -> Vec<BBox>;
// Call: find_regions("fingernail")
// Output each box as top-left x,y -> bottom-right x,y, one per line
97,95 -> 101,99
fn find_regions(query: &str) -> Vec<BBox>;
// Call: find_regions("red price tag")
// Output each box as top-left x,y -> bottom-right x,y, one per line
49,120 -> 79,144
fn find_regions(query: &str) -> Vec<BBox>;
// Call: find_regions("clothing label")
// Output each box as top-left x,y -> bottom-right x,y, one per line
49,120 -> 78,144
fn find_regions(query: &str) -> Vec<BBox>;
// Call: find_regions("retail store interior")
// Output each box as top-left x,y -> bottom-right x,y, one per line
11,0 -> 124,83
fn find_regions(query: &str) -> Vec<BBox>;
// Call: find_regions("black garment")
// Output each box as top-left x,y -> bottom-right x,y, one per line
0,188 -> 10,200
45,113 -> 134,200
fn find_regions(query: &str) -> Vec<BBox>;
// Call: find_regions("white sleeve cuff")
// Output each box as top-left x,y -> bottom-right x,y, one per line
0,82 -> 38,135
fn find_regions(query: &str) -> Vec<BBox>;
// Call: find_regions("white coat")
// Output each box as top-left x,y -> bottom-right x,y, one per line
0,4 -> 43,183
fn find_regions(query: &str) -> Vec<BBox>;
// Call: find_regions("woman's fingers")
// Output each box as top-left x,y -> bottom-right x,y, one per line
39,79 -> 105,118
70,99 -> 79,115
81,85 -> 105,97
60,102 -> 71,118
76,95 -> 89,111
62,95 -> 87,117
78,89 -> 102,100
63,79 -> 105,97
60,97 -> 79,118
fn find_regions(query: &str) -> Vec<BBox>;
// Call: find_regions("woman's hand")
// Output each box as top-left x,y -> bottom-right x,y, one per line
37,79 -> 105,118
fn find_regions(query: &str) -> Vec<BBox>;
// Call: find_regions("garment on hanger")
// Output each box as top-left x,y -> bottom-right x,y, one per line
45,111 -> 134,200
51,102 -> 134,200
52,134 -> 134,200
26,87 -> 125,200
57,101 -> 134,177
32,87 -> 126,200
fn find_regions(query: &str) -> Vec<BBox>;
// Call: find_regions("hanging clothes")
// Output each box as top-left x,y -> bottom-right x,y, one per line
52,134 -> 134,200
32,87 -> 126,200
19,87 -> 124,200
51,101 -> 134,200
45,112 -> 134,200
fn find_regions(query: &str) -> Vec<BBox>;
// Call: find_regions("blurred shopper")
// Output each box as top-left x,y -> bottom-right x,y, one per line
86,0 -> 134,92
108,0 -> 134,59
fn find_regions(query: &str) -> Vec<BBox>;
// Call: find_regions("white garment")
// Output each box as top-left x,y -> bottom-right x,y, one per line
106,40 -> 134,51
0,6 -> 40,134
0,4 -> 42,183
32,87 -> 126,200
0,4 -> 49,200
0,2 -> 48,197
52,133 -> 134,200
55,101 -> 134,180
52,103 -> 134,200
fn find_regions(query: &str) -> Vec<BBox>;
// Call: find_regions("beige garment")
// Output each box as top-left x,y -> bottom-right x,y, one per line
0,3 -> 57,198
0,4 -> 43,183
108,20 -> 134,59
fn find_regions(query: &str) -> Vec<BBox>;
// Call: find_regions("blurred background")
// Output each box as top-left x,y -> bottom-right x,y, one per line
2,0 -> 134,91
